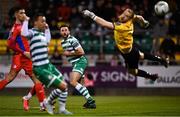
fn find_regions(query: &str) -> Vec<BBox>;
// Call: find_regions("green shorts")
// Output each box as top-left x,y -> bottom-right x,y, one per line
33,63 -> 63,88
72,56 -> 88,76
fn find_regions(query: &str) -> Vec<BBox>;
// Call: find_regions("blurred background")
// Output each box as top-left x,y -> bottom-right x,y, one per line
0,0 -> 180,95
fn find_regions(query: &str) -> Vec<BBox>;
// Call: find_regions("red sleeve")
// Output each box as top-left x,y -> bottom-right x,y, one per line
7,25 -> 24,54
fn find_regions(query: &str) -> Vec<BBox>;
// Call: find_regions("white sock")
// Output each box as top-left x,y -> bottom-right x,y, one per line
40,102 -> 43,107
59,101 -> 65,112
23,92 -> 32,100
58,91 -> 68,112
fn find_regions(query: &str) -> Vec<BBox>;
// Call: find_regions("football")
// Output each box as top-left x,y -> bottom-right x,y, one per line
154,1 -> 169,16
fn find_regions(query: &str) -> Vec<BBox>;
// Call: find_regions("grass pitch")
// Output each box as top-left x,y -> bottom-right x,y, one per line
0,95 -> 180,116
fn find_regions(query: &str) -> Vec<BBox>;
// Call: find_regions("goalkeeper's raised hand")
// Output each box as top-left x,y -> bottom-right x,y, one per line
144,20 -> 150,28
134,15 -> 150,28
82,10 -> 114,29
82,10 -> 96,20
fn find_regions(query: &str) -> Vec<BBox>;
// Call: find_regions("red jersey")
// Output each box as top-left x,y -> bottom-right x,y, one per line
7,23 -> 30,54
8,23 -> 33,77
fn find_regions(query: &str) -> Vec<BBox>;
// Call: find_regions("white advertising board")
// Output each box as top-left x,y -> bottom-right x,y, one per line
137,66 -> 180,88
0,65 -> 33,87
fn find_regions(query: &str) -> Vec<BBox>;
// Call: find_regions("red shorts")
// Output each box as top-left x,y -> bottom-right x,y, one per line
11,54 -> 33,77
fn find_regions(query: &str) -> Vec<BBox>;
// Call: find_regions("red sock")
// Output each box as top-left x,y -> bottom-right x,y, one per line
34,83 -> 46,102
0,79 -> 9,90
30,85 -> 36,96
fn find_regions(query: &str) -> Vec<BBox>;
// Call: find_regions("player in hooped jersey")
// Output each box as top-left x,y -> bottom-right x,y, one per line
0,6 -> 46,111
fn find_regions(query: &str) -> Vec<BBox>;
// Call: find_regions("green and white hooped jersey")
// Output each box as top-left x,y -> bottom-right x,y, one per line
61,35 -> 84,64
30,29 -> 49,66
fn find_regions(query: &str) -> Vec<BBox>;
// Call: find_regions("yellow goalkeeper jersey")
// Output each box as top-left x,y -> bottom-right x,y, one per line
113,19 -> 134,54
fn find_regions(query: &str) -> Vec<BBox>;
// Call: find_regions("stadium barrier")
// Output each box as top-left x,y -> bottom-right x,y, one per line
137,66 -> 180,88
0,64 -> 180,88
58,66 -> 136,88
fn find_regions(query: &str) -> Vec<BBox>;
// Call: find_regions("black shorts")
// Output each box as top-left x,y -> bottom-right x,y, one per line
121,45 -> 140,69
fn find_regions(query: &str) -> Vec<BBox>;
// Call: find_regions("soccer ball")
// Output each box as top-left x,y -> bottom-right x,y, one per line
154,1 -> 169,16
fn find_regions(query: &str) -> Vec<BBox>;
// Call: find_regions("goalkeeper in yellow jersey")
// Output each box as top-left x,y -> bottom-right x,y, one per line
82,8 -> 169,81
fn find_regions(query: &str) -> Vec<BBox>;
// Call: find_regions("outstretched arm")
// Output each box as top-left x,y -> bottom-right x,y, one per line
82,10 -> 114,30
20,16 -> 33,59
45,24 -> 51,44
21,17 -> 33,38
133,15 -> 149,28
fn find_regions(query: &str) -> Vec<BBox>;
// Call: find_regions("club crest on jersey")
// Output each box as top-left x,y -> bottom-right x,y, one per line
13,65 -> 17,68
80,68 -> 83,72
48,75 -> 53,80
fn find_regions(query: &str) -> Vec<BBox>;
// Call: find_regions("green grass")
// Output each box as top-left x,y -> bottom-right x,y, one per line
0,96 -> 180,116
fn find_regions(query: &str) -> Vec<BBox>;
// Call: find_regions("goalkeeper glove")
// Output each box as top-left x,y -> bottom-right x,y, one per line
82,10 -> 96,20
144,20 -> 150,28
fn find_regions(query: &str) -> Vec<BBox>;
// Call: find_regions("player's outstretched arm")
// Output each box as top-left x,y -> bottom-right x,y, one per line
20,16 -> 32,59
82,10 -> 114,30
133,15 -> 149,28
45,23 -> 51,44
21,16 -> 33,38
